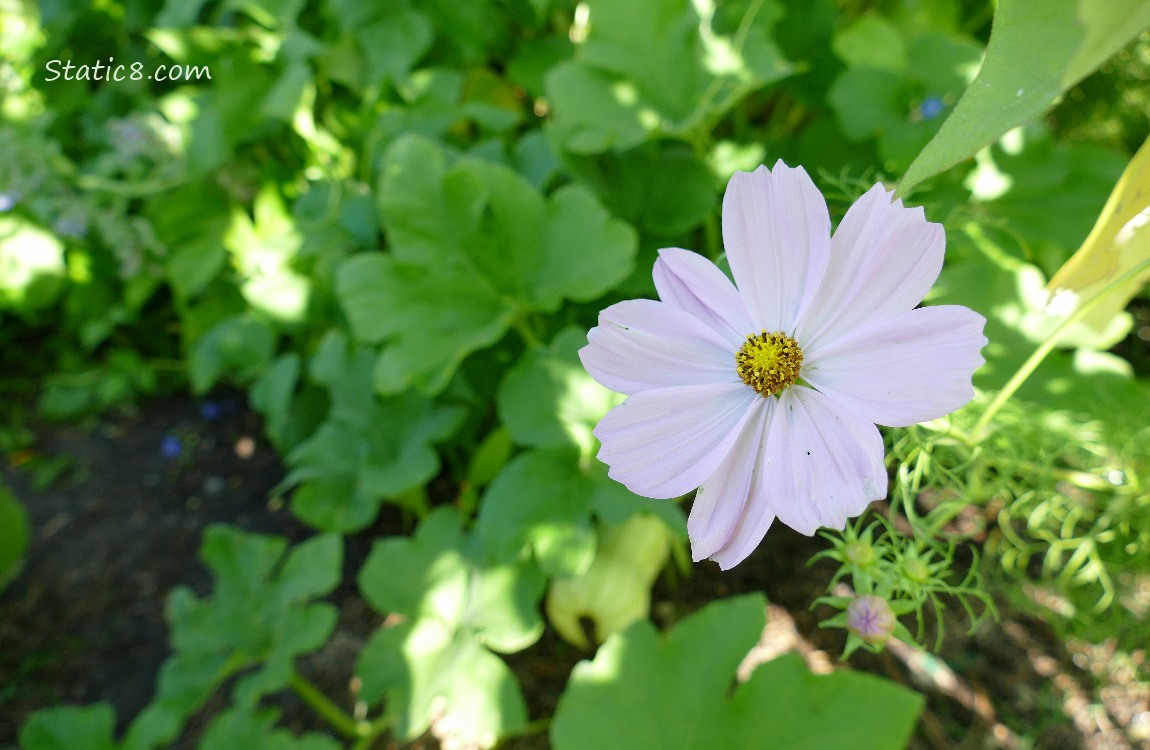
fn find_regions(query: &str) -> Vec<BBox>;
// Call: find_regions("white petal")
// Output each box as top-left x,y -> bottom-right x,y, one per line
688,398 -> 773,564
795,183 -> 945,348
594,383 -> 756,499
761,388 -> 886,536
579,298 -> 738,396
653,247 -> 753,348
722,162 -> 831,333
804,306 -> 987,427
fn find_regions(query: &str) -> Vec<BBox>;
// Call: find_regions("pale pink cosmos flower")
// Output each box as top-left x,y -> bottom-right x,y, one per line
579,162 -> 987,569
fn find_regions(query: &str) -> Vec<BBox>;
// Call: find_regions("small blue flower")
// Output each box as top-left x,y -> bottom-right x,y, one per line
919,96 -> 945,121
0,192 -> 17,212
200,401 -> 222,421
161,435 -> 182,459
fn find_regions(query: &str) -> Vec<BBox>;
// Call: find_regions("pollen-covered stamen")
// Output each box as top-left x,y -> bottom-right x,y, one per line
735,330 -> 804,397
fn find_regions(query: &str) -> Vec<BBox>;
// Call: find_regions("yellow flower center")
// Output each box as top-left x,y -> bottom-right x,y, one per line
735,331 -> 804,397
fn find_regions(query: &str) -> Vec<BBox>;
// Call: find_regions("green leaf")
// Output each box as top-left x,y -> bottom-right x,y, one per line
478,449 -> 595,576
356,509 -> 544,746
225,185 -> 311,323
546,0 -> 790,153
336,134 -> 635,394
722,653 -> 923,748
498,328 -> 621,454
900,0 -> 1150,194
281,330 -> 464,531
832,14 -> 906,72
249,353 -> 301,451
0,480 -> 29,591
197,707 -> 341,750
562,142 -> 717,236
0,216 -> 66,312
552,595 -> 922,749
124,529 -> 341,750
20,705 -> 118,750
188,314 -> 276,394
477,447 -> 685,577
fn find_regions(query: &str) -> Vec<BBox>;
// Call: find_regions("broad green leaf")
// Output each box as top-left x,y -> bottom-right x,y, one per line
722,652 -> 922,748
498,327 -> 621,455
149,183 -> 232,302
546,0 -> 790,153
900,0 -> 1150,194
358,623 -> 526,750
477,447 -> 685,577
1046,133 -> 1150,336
196,707 -> 341,750
188,314 -> 276,393
249,353 -> 301,451
356,509 -> 544,747
20,704 -> 118,750
281,330 -> 464,531
552,595 -> 922,749
827,19 -> 981,171
832,14 -> 906,72
0,480 -> 29,591
336,134 -> 635,394
0,216 -> 65,312
478,449 -> 597,575
124,530 -> 341,750
562,142 -> 717,236
225,185 -> 310,323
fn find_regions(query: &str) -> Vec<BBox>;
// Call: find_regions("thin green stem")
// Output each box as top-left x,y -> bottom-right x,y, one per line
971,252 -> 1150,442
512,313 -> 542,349
349,714 -> 395,750
289,672 -> 364,740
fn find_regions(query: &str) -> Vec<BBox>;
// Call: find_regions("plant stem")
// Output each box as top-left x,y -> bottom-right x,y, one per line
289,672 -> 365,740
512,314 -> 542,348
970,253 -> 1150,441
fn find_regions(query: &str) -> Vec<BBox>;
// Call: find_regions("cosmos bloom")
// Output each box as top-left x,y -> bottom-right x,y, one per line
579,162 -> 987,569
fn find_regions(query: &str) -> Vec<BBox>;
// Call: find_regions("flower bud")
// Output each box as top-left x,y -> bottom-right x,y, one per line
846,595 -> 896,646
843,540 -> 875,566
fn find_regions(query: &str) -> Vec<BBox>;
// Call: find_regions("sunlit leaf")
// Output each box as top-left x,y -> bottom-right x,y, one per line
900,0 -> 1150,193
546,0 -> 790,153
1045,133 -> 1150,336
356,509 -> 544,748
336,134 -> 635,394
552,595 -> 922,749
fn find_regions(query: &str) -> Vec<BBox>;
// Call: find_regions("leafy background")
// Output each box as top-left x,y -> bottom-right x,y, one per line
1,0 -> 1149,748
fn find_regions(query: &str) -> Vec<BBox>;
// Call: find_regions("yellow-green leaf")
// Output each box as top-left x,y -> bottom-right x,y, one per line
1045,134 -> 1150,336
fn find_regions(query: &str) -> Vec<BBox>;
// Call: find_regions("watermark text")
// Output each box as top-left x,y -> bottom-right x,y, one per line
44,58 -> 211,83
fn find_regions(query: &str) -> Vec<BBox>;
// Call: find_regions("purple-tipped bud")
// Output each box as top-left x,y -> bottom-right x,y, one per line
846,595 -> 896,645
